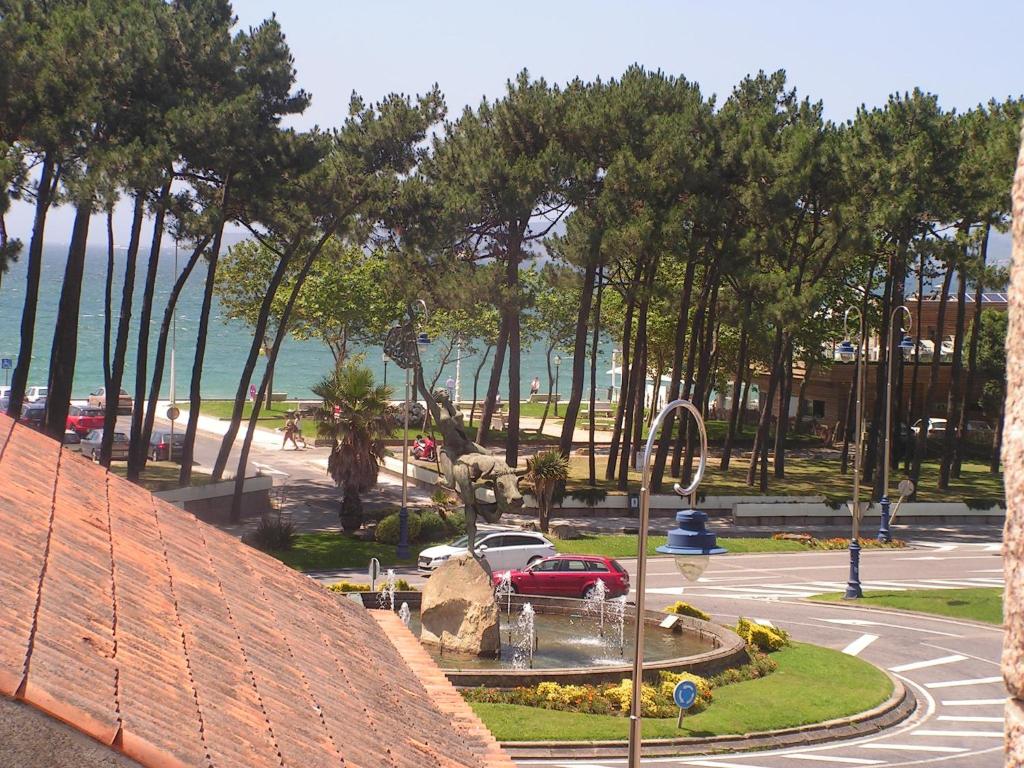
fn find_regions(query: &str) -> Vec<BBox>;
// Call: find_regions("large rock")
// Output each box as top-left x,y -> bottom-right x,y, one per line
419,554 -> 500,657
1005,121 -> 1024,762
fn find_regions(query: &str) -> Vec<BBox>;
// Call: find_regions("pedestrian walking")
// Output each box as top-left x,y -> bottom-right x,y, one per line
530,376 -> 540,397
445,375 -> 456,403
281,413 -> 300,450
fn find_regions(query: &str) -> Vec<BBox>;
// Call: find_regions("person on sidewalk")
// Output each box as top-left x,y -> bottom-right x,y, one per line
530,376 -> 540,397
281,414 -> 300,450
445,376 -> 456,403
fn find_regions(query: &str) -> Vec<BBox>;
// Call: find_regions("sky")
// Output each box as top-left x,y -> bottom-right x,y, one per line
8,0 -> 1023,242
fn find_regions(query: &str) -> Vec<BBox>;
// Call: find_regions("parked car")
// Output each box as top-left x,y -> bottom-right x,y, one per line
80,429 -> 130,462
492,555 -> 630,599
0,386 -> 10,400
66,405 -> 106,435
87,386 -> 133,414
911,417 -> 947,437
19,404 -> 45,430
25,386 -> 47,402
965,420 -> 994,442
62,430 -> 82,453
148,431 -> 185,461
418,529 -> 556,574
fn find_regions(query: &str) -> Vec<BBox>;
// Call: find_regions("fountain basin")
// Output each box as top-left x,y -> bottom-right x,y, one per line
348,592 -> 747,688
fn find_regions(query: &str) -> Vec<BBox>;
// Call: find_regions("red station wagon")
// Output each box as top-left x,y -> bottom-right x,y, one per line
66,405 -> 106,436
492,554 -> 630,599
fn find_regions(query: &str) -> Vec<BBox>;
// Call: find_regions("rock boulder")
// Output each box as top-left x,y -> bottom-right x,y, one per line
419,554 -> 500,657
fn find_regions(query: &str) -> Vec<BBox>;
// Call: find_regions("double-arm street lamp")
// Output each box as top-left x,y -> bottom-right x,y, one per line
628,399 -> 726,767
554,354 -> 561,416
836,307 -> 867,599
880,305 -> 914,543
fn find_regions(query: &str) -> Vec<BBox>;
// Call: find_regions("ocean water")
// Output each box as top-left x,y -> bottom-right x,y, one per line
0,243 -> 613,401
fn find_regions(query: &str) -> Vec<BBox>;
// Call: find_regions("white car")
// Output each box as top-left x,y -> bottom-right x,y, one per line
418,530 -> 556,574
911,418 -> 947,437
25,386 -> 48,402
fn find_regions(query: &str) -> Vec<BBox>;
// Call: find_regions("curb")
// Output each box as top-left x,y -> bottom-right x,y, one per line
500,673 -> 914,759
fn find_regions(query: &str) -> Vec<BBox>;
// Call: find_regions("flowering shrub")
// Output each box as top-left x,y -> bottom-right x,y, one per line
327,578 -> 415,593
663,601 -> 711,621
771,533 -> 907,550
735,618 -> 790,651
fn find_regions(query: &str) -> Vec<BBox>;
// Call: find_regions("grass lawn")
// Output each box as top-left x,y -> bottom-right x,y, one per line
470,643 -> 892,741
108,461 -> 218,492
199,400 -> 320,438
809,587 -> 1003,625
552,534 -> 809,558
565,453 -> 1004,505
271,531 -> 420,571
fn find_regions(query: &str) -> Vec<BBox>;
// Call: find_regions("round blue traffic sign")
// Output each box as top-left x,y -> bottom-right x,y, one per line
673,680 -> 697,709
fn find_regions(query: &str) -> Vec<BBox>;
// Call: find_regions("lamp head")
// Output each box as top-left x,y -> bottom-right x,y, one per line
655,510 -> 726,582
898,334 -> 915,358
837,339 -> 856,362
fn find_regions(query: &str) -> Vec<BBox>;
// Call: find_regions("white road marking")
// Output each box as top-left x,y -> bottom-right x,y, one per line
937,715 -> 1003,723
925,676 -> 1003,689
842,633 -> 879,657
924,579 -> 1000,588
819,618 -> 961,638
860,743 -> 967,752
889,654 -> 968,672
941,698 -> 1006,706
970,568 -> 1005,573
752,618 -> 774,627
786,756 -> 885,764
679,761 -> 774,768
983,543 -> 1002,552
911,728 -> 1004,738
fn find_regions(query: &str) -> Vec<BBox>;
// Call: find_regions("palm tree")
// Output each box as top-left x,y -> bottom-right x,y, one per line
313,362 -> 395,533
525,450 -> 569,534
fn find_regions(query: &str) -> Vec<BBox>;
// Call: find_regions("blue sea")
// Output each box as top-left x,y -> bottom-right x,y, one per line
0,243 -> 613,401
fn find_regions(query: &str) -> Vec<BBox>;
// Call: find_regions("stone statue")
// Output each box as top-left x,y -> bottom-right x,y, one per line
422,387 -> 524,554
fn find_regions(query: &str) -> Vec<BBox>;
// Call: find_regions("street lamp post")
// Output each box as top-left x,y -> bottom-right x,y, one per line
554,355 -> 561,416
837,307 -> 867,599
627,399 -> 726,768
382,352 -> 389,391
394,300 -> 427,560
880,306 -> 914,543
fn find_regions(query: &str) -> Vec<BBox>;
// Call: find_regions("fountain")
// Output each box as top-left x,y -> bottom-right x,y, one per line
608,595 -> 627,656
512,603 -> 537,669
377,569 -> 396,611
582,578 -> 609,636
398,601 -> 411,627
495,570 -> 514,618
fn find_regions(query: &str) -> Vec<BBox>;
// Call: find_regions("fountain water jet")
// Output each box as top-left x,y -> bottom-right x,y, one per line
512,603 -> 537,669
582,578 -> 609,637
377,569 -> 396,611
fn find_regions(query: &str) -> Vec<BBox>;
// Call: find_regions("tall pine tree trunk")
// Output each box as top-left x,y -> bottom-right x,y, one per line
939,257 -> 968,489
651,258 -> 696,490
954,225 -> 988,477
672,271 -> 711,476
905,250 -> 926,470
127,179 -> 172,479
102,209 -> 115,393
605,282 -> 637,480
911,264 -> 954,489
100,194 -> 145,465
537,342 -> 556,433
588,268 -> 604,486
179,192 -> 230,486
9,152 -> 56,419
772,337 -> 793,479
558,250 -> 597,457
747,328 -> 782,488
44,200 -> 91,440
721,306 -> 750,472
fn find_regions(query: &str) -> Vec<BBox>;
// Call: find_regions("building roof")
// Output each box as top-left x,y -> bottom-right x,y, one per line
0,414 -> 513,768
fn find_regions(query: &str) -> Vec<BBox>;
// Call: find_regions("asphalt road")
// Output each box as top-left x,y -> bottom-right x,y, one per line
514,542 -> 1006,768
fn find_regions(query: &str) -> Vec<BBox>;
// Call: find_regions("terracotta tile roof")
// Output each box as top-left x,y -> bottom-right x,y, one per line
0,414 -> 511,768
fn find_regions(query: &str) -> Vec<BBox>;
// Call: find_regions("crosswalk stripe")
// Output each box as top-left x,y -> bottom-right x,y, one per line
924,579 -> 1000,588
842,634 -> 879,657
786,756 -> 885,764
679,761 -> 775,768
911,729 -> 1003,738
890,654 -> 967,672
926,676 -> 1003,689
861,743 -> 967,752
941,698 -> 1006,706
937,715 -> 1004,723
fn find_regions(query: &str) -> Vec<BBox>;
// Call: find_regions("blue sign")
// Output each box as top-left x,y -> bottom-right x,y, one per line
673,680 -> 698,709
1,358 -> 10,369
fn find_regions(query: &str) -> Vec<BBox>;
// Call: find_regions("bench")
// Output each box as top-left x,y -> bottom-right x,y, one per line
468,404 -> 508,431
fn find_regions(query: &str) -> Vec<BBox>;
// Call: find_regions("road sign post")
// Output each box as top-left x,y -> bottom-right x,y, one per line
368,557 -> 381,592
1,357 -> 10,387
673,680 -> 697,729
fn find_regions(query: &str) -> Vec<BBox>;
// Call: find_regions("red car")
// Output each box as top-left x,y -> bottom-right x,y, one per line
492,555 -> 630,599
66,405 -> 106,436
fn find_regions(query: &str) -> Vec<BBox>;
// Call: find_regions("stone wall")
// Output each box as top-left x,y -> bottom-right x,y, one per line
1004,122 -> 1024,766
